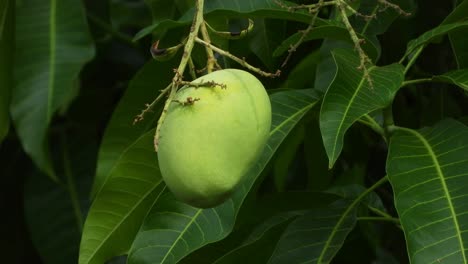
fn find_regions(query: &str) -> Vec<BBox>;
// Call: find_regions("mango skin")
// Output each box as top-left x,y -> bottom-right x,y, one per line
157,69 -> 271,208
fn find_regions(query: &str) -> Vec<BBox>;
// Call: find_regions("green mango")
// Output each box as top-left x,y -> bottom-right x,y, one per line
157,69 -> 271,208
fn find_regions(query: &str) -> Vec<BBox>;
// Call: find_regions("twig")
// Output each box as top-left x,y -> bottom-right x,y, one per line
378,0 -> 411,16
173,97 -> 200,106
402,45 -> 425,74
133,84 -> 171,124
401,78 -> 432,87
188,57 -> 197,79
361,5 -> 380,35
200,22 -> 219,73
336,0 -> 373,88
342,1 -> 376,21
195,37 -> 281,78
274,0 -> 336,13
154,0 -> 205,151
281,1 -> 323,68
357,114 -> 386,141
179,80 -> 226,89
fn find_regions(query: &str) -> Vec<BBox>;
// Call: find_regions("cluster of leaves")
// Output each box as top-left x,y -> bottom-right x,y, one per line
1,0 -> 468,263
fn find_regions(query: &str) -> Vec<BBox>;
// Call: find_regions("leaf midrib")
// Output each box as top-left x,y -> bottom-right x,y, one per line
269,97 -> 316,136
80,181 -> 163,264
48,0 -> 57,122
329,60 -> 376,167
0,0 -> 9,38
401,128 -> 467,263
160,209 -> 202,264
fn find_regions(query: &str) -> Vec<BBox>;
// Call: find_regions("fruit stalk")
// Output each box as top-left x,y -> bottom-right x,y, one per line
194,37 -> 280,78
154,0 -> 205,151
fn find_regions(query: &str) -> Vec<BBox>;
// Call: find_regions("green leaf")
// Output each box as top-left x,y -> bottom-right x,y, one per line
442,0 -> 468,24
134,0 -> 327,41
11,0 -> 95,178
144,0 -> 176,23
386,119 -> 468,263
273,25 -> 380,62
350,0 -> 415,36
127,89 -> 322,264
327,184 -> 387,213
91,59 -> 177,198
111,0 -> 152,29
273,123 -> 304,191
281,50 -> 320,89
213,212 -> 299,264
25,134 -> 95,264
79,130 -> 166,264
267,199 -> 357,263
319,49 -> 404,168
405,20 -> 468,58
0,0 -> 12,143
434,69 -> 468,92
442,0 -> 468,68
314,39 -> 340,93
179,192 -> 339,264
81,58 -> 178,264
249,19 -> 284,70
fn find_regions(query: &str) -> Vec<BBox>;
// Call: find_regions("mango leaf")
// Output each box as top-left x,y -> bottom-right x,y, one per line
11,0 -> 95,178
327,184 -> 387,213
433,69 -> 468,92
79,130 -> 166,264
281,50 -> 320,89
91,59 -> 177,198
442,0 -> 468,68
0,0 -> 12,143
319,49 -> 404,168
267,199 -> 357,263
25,134 -> 96,264
386,119 -> 468,263
273,25 -> 379,62
250,18 -> 284,70
127,88 -> 322,264
177,192 -> 339,264
80,58 -> 177,264
134,0 -> 327,41
405,20 -> 468,58
143,0 -> 174,23
350,0 -> 415,36
213,212 -> 299,264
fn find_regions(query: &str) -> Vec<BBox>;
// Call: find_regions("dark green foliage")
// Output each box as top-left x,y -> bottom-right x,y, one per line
1,0 -> 468,263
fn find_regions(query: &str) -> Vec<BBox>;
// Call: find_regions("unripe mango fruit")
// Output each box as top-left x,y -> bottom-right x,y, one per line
157,69 -> 271,208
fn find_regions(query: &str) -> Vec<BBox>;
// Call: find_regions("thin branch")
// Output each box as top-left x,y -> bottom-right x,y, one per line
403,45 -> 425,74
357,114 -> 386,140
336,0 -> 373,88
377,0 -> 411,16
179,80 -> 226,89
133,84 -> 171,124
154,0 -> 205,151
200,22 -> 219,73
361,5 -> 380,35
383,104 -> 395,139
188,56 -> 197,79
195,37 -> 281,78
368,206 -> 392,219
402,78 -> 433,87
274,0 -> 336,13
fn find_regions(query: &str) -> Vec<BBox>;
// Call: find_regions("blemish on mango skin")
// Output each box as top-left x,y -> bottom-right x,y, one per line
157,69 -> 271,208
